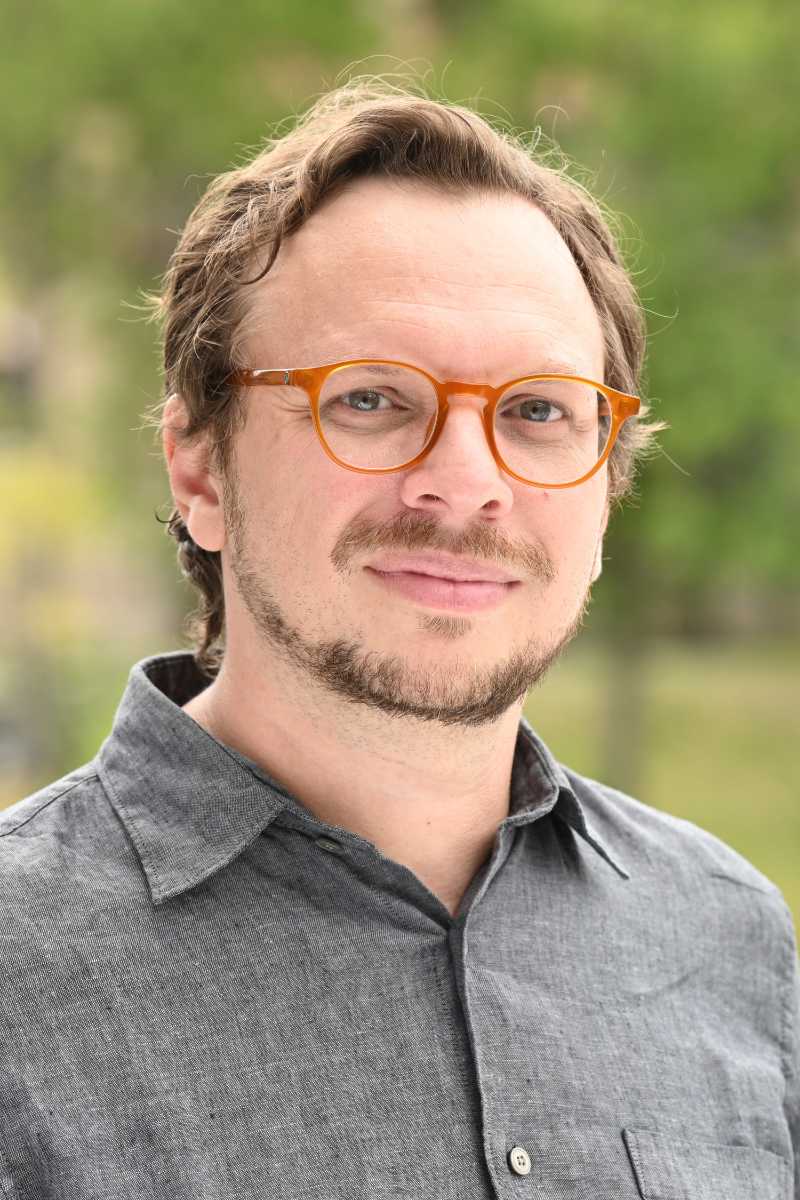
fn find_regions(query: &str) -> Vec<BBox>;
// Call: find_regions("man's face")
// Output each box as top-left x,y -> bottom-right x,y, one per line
215,177 -> 608,727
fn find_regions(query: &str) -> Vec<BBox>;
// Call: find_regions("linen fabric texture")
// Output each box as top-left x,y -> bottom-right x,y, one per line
0,650 -> 797,1199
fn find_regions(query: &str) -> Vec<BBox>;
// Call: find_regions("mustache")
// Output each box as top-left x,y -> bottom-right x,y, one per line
332,511 -> 555,583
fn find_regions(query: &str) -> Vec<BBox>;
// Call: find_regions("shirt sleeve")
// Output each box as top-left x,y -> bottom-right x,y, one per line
783,904 -> 800,1199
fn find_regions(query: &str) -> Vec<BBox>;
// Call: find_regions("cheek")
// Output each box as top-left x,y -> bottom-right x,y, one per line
279,462 -> 366,569
242,418 -> 328,527
531,484 -> 605,564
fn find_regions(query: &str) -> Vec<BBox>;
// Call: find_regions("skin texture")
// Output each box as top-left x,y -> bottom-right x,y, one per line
162,177 -> 609,917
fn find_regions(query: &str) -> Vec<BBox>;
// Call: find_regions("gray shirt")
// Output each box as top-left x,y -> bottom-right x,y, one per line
1,650 -> 798,1199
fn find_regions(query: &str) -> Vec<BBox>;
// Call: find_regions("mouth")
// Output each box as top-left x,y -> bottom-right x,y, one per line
364,567 -> 521,613
364,552 -> 520,585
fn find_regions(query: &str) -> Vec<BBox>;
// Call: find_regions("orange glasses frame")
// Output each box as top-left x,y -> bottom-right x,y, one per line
229,358 -> 641,489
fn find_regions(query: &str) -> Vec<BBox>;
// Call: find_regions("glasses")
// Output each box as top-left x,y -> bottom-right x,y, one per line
230,358 -> 640,489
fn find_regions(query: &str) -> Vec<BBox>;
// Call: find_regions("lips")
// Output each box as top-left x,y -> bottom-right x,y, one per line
364,567 -> 519,613
365,553 -> 519,584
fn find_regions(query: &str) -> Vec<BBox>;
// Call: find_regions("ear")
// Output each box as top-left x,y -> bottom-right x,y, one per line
590,502 -> 610,583
162,393 -> 226,553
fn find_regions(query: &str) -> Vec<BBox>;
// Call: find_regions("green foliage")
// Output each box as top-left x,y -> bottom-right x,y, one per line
2,0 -> 797,617
1,3 -> 797,840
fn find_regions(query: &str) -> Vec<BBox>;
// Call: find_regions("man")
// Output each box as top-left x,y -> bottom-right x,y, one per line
2,81 -> 797,1198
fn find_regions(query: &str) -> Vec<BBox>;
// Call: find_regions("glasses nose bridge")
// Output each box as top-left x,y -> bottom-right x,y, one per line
430,380 -> 498,464
440,378 -> 496,407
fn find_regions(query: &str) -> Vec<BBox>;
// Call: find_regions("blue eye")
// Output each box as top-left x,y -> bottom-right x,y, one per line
517,399 -> 564,423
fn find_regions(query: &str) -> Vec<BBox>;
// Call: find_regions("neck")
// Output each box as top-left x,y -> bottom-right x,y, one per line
182,648 -> 524,917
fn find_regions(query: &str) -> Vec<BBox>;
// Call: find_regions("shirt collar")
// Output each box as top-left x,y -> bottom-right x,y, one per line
513,714 -> 630,880
97,651 -> 629,906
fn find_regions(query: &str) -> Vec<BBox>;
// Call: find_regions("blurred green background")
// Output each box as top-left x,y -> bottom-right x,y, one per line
1,1 -> 798,921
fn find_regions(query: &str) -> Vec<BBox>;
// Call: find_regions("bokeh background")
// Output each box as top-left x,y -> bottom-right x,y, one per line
1,1 -> 798,921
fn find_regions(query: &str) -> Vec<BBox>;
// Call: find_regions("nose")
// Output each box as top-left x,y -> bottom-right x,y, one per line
398,393 -> 514,519
427,390 -> 497,462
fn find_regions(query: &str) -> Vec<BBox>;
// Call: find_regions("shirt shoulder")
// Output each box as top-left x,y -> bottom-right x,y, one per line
562,763 -> 785,899
0,762 -> 138,905
561,767 -> 799,1074
0,761 -> 101,832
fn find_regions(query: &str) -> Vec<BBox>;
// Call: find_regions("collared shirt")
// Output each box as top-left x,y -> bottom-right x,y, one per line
1,649 -> 798,1199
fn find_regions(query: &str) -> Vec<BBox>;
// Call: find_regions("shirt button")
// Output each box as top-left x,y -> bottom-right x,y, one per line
315,835 -> 345,855
508,1146 -> 532,1176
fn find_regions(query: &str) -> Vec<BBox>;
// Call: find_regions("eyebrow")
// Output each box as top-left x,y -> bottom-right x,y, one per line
523,358 -> 589,378
320,357 -> 593,379
356,363 -> 408,377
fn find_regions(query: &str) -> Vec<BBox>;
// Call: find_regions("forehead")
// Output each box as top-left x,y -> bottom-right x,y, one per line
240,176 -> 605,381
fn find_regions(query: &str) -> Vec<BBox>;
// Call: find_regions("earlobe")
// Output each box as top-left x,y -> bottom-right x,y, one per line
162,395 -> 226,553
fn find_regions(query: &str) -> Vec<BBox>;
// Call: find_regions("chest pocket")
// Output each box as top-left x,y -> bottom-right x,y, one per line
622,1128 -> 791,1200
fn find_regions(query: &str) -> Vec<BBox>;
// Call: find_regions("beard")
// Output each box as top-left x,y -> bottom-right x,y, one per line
221,468 -> 592,730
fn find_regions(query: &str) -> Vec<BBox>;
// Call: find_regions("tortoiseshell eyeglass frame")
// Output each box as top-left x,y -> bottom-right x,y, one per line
229,358 -> 640,489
